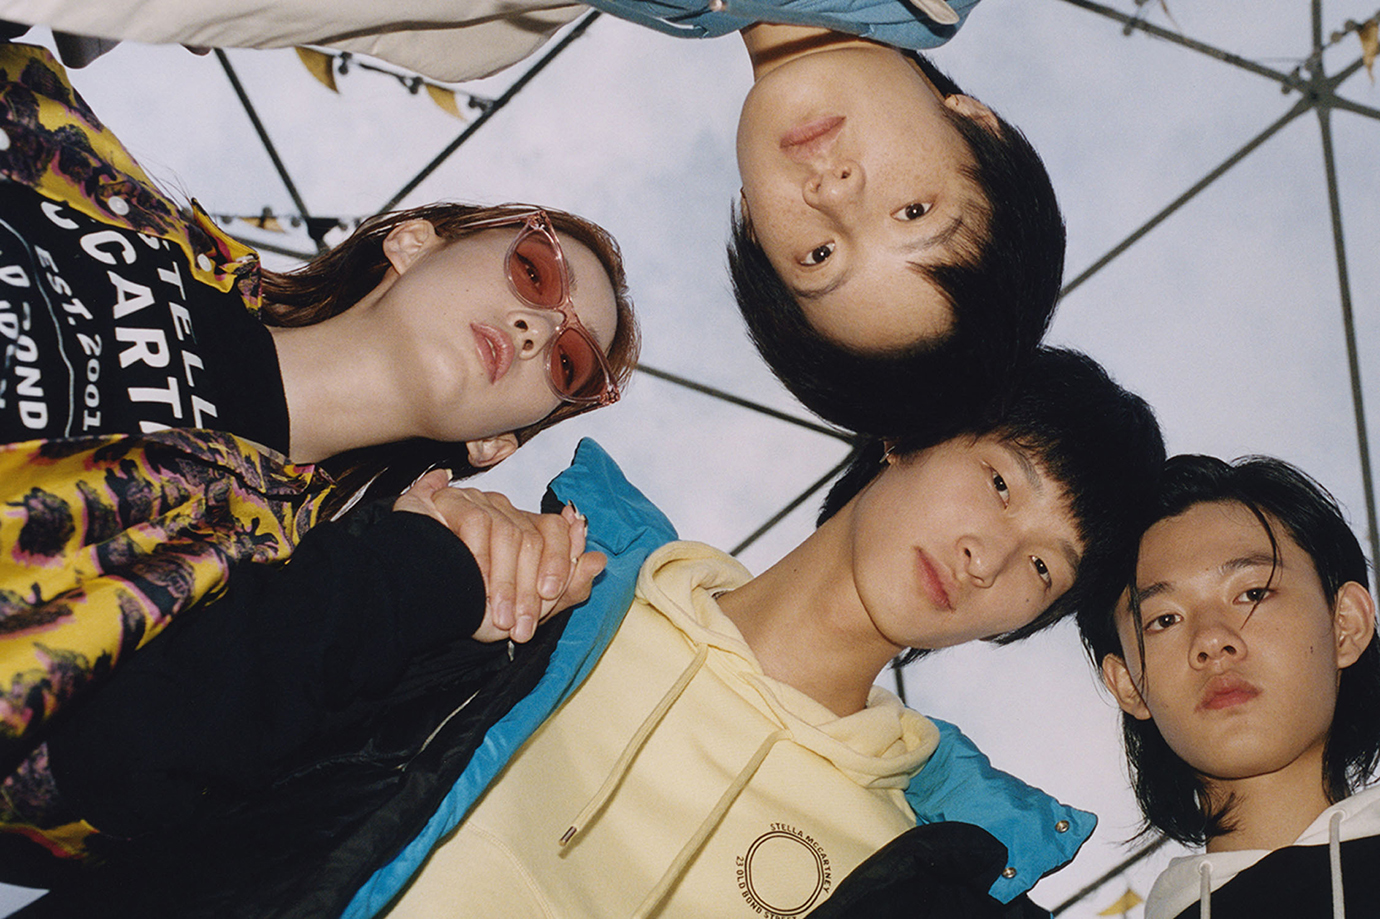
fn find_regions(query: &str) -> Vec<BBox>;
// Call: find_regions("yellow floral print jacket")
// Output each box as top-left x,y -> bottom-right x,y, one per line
0,44 -> 333,856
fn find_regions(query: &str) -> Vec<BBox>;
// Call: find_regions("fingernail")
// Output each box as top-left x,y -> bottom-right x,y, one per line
439,468 -> 454,481
568,502 -> 580,518
540,575 -> 562,597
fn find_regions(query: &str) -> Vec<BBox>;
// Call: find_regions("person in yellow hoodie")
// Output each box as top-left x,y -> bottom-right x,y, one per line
14,347 -> 1163,919
387,346 -> 1161,919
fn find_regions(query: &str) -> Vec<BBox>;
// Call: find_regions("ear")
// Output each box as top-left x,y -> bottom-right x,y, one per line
1333,580 -> 1376,670
465,433 -> 519,469
382,218 -> 441,275
1101,653 -> 1152,721
943,94 -> 1000,134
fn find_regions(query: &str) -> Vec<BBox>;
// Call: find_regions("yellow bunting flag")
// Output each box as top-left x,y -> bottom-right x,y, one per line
426,83 -> 465,120
1360,18 -> 1378,81
242,212 -> 285,233
295,47 -> 339,92
1098,888 -> 1144,916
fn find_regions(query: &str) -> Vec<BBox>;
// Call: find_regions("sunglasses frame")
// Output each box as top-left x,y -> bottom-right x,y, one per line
461,209 -> 620,408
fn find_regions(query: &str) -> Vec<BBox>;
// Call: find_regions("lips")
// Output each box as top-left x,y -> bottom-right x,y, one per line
471,323 -> 514,384
915,549 -> 954,611
1198,673 -> 1260,711
780,115 -> 844,163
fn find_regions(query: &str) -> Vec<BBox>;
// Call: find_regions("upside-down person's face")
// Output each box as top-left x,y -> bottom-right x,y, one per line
1103,501 -> 1374,788
736,45 -> 995,354
848,435 -> 1083,652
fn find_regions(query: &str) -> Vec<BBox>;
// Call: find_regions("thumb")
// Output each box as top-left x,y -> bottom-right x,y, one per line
550,551 -> 607,615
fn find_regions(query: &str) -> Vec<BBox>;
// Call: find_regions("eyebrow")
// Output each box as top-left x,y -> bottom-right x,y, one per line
793,271 -> 849,302
1136,553 -> 1278,601
902,213 -> 965,257
792,213 -> 967,301
1001,444 -> 1081,576
565,252 -> 579,295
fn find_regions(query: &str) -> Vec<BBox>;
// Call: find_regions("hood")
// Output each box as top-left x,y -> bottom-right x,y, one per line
635,541 -> 940,791
1147,784 -> 1380,919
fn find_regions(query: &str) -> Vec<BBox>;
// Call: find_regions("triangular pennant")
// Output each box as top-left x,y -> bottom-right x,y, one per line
1098,887 -> 1144,916
425,84 -> 465,119
295,47 -> 339,93
1360,17 -> 1378,81
242,213 -> 285,233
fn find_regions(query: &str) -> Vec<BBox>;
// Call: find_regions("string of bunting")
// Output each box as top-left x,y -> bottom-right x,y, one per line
293,47 -> 497,119
216,208 -> 357,237
1284,10 -> 1377,88
1120,4 -> 1377,85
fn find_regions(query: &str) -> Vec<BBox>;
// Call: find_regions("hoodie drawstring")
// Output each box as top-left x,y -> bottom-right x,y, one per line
631,729 -> 789,919
1329,810 -> 1345,919
556,636 -> 792,919
1198,859 -> 1212,919
560,644 -> 709,847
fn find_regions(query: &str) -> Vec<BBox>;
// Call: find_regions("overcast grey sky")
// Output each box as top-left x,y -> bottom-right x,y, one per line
3,2 -> 1378,914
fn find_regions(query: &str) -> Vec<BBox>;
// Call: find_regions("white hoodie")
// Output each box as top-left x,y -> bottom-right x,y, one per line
390,542 -> 939,918
1145,784 -> 1380,919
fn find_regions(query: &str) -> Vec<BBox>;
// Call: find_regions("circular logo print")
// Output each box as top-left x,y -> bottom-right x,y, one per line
735,824 -> 832,917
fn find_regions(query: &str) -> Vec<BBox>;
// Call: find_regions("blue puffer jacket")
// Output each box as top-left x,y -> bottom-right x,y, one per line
584,0 -> 980,50
344,438 -> 1092,917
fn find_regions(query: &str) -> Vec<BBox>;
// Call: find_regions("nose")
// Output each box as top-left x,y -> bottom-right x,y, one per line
957,532 -> 1017,588
509,307 -> 561,360
802,159 -> 865,215
1189,611 -> 1245,667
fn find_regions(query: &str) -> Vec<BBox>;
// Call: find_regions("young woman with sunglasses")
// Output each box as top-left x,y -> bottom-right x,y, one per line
0,43 -> 636,764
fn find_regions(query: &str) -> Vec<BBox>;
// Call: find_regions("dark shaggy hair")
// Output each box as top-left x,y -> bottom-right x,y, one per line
818,346 -> 1165,664
259,201 -> 638,517
728,53 -> 1064,439
1078,454 -> 1380,846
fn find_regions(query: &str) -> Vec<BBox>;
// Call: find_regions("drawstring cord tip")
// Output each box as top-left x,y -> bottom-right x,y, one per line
559,826 -> 578,846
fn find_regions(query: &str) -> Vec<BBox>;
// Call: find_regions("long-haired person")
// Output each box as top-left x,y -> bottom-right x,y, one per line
1084,455 -> 1380,919
0,42 -> 637,761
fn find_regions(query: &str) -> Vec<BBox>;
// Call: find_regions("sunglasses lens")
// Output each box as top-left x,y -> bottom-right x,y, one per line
549,328 -> 605,401
508,231 -> 565,308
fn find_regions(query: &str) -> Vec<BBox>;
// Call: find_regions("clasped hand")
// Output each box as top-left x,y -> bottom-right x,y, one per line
394,469 -> 607,643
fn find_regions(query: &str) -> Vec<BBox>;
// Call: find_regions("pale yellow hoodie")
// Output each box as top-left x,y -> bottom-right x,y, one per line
389,542 -> 939,919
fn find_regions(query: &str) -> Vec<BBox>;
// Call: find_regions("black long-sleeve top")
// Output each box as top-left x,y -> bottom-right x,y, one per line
46,506 -> 486,838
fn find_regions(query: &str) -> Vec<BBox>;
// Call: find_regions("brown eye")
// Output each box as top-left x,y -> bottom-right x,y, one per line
802,242 -> 835,266
548,330 -> 600,399
509,236 -> 563,306
893,202 -> 933,221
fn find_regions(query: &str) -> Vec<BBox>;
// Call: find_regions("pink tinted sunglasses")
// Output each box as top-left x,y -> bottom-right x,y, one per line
464,209 -> 619,407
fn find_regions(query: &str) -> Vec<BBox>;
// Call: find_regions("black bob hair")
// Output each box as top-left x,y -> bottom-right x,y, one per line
728,52 -> 1065,439
1078,454 -> 1380,846
819,346 -> 1165,663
